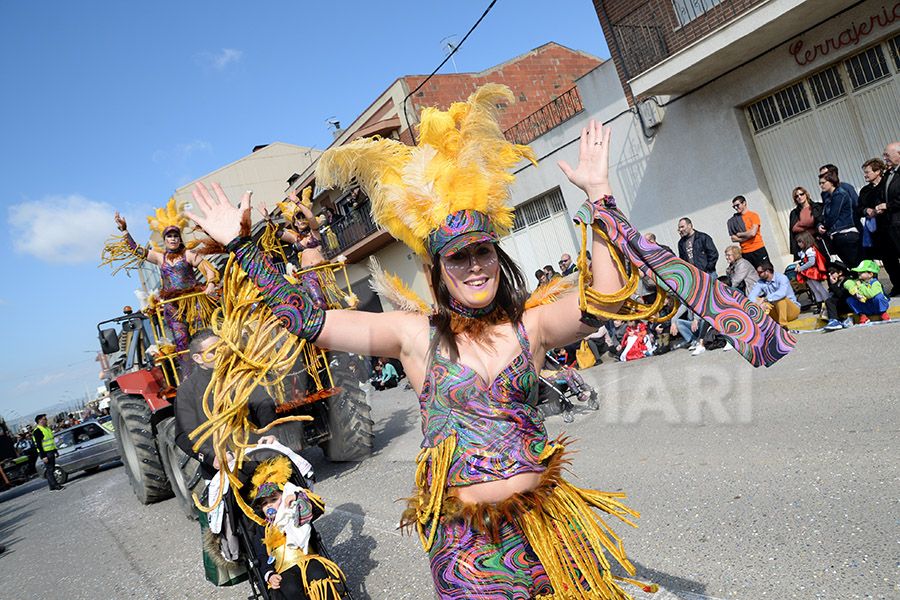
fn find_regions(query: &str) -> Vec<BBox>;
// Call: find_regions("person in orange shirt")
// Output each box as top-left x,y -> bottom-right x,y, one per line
729,195 -> 770,268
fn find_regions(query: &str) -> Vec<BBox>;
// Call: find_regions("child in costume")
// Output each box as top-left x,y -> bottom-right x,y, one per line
186,85 -> 794,599
844,259 -> 890,324
247,456 -> 346,600
103,198 -> 219,369
794,231 -> 830,314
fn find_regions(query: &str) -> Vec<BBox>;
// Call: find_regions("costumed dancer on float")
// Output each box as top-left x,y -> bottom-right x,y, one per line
257,187 -> 329,310
186,85 -> 794,600
103,198 -> 220,368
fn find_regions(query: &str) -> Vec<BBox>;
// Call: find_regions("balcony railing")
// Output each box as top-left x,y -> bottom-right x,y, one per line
504,86 -> 584,145
608,0 -> 766,79
320,202 -> 381,259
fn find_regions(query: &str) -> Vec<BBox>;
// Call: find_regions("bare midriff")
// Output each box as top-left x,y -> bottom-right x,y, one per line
452,471 -> 542,505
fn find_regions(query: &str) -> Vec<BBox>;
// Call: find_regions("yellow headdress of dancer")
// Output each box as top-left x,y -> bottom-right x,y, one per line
248,456 -> 293,506
316,84 -> 536,259
147,196 -> 189,239
275,187 -> 312,224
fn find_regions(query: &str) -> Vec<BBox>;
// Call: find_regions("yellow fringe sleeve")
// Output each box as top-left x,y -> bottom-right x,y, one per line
190,254 -> 312,522
577,222 -> 678,323
98,233 -> 146,276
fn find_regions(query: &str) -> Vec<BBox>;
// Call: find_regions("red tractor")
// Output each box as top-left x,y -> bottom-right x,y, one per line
98,287 -> 373,518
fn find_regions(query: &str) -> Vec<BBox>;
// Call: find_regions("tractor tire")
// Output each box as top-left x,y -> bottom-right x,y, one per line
320,370 -> 374,462
109,389 -> 172,504
157,416 -> 204,520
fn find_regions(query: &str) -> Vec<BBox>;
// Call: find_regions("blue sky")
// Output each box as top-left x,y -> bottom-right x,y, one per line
0,1 -> 610,425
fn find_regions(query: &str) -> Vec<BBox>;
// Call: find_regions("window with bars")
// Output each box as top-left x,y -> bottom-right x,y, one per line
808,66 -> 846,105
671,0 -> 725,27
889,34 -> 900,71
774,83 -> 810,119
845,45 -> 890,89
511,189 -> 567,232
747,96 -> 781,132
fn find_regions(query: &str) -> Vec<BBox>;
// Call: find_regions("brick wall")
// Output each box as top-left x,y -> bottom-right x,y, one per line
593,0 -> 764,104
402,42 -> 602,132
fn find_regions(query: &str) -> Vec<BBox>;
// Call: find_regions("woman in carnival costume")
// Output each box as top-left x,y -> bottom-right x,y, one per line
257,187 -> 330,310
105,198 -> 220,367
186,85 -> 794,599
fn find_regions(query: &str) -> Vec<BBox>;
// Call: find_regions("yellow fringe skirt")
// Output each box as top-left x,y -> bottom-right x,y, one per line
400,438 -> 656,600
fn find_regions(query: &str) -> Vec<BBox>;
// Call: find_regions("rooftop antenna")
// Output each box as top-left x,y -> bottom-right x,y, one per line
440,35 -> 459,73
325,117 -> 341,132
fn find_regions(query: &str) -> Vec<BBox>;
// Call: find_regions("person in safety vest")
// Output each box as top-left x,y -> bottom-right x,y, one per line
32,414 -> 63,491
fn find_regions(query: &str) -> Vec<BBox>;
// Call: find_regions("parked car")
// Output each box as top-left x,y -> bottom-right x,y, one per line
35,420 -> 120,484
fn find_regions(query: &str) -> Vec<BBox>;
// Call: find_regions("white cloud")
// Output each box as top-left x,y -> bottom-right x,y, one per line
8,195 -> 116,264
196,48 -> 244,71
11,371 -> 66,395
177,139 -> 211,158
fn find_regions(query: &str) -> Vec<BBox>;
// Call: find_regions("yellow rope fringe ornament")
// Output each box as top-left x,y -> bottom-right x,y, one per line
577,222 -> 679,323
189,254 -> 312,521
99,233 -> 146,276
258,221 -> 288,263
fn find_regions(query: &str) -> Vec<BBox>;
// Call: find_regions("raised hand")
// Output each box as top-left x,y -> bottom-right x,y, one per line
114,212 -> 128,232
185,183 -> 250,246
256,202 -> 270,220
557,120 -> 612,201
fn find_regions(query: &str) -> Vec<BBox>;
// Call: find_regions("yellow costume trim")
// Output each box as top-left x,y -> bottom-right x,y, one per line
525,273 -> 579,309
577,222 -> 679,323
367,257 -> 432,315
190,254 -> 312,520
259,221 -> 288,263
316,84 -> 537,258
402,439 -> 656,599
99,233 -> 146,276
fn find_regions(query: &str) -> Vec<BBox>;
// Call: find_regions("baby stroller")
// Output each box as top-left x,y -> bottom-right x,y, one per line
537,353 -> 599,423
202,442 -> 353,600
784,264 -> 816,310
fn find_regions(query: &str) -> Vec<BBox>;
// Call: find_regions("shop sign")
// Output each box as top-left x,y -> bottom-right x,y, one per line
789,2 -> 900,66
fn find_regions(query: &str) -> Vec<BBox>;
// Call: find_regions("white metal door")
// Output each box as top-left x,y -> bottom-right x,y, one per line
746,36 -> 900,239
500,188 -> 580,290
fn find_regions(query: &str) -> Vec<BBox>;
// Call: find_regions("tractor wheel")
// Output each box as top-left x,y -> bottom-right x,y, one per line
157,416 -> 203,520
320,369 -> 374,462
109,389 -> 172,504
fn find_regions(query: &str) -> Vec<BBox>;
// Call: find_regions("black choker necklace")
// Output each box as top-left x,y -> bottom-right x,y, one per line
447,296 -> 496,318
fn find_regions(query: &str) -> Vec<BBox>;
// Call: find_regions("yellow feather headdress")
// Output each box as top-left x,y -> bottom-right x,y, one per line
147,196 -> 189,238
316,84 -> 537,258
248,456 -> 293,505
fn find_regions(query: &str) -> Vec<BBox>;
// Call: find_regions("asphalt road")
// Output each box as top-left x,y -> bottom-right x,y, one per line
1,320 -> 898,600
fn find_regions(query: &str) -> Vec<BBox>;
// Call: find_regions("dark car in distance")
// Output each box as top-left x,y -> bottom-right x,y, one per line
36,420 -> 120,484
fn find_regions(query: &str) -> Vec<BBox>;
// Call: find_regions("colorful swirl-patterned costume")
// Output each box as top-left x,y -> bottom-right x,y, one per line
419,320 -> 543,485
577,205 -> 795,367
157,258 -> 217,362
226,239 -> 326,341
402,320 -> 648,600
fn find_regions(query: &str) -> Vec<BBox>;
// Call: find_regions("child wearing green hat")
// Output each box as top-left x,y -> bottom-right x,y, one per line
844,260 -> 890,324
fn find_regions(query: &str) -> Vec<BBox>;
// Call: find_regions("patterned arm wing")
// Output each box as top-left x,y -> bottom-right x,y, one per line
593,208 -> 795,367
226,238 -> 325,341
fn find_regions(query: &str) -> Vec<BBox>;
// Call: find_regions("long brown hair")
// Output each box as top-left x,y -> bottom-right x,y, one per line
427,244 -> 527,361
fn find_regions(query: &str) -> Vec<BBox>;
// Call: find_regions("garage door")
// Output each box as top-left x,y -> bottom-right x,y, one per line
746,34 -> 900,234
500,187 -> 580,290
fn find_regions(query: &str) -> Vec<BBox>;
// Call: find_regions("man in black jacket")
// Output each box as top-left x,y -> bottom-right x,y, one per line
677,217 -> 719,274
858,157 -> 900,295
880,143 -> 900,265
175,329 -> 277,480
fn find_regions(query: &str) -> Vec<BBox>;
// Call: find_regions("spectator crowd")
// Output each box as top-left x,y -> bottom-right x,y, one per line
540,141 -> 900,364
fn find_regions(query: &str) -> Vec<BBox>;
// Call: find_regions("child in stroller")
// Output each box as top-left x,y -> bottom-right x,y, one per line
537,351 -> 599,423
204,442 -> 352,600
